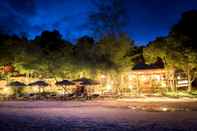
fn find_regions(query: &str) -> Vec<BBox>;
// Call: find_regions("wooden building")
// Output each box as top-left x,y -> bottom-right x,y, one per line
129,68 -> 167,94
128,62 -> 189,95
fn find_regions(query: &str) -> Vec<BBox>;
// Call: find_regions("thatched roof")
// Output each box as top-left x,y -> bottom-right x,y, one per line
72,78 -> 99,85
133,57 -> 164,70
28,81 -> 49,87
7,81 -> 26,87
55,80 -> 75,86
132,63 -> 164,70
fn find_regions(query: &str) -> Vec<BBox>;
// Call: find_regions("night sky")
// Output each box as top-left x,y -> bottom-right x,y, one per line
0,0 -> 197,45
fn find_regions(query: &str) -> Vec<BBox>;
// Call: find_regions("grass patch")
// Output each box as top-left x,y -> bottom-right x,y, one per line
164,90 -> 197,98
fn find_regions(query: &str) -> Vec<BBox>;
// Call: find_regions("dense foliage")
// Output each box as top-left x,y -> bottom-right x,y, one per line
0,31 -> 138,80
144,10 -> 197,92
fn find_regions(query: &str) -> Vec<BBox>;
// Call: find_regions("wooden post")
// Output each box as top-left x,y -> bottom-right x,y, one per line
136,74 -> 140,96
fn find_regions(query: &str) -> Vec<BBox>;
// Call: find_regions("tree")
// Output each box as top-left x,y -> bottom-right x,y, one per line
32,30 -> 76,79
173,44 -> 197,92
143,37 -> 178,92
95,35 -> 134,70
144,36 -> 197,92
89,0 -> 127,38
74,36 -> 95,64
144,37 -> 181,68
94,34 -> 136,95
33,30 -> 65,55
170,10 -> 197,92
170,10 -> 197,50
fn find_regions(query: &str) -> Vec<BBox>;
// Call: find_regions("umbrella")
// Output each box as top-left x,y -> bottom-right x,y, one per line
72,77 -> 99,86
28,81 -> 49,96
72,78 -> 100,96
7,81 -> 26,97
55,80 -> 75,86
8,81 -> 26,87
55,80 -> 75,96
28,81 -> 49,87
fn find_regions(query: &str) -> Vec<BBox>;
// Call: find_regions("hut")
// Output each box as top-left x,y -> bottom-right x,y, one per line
129,67 -> 166,94
129,58 -> 166,94
129,59 -> 189,94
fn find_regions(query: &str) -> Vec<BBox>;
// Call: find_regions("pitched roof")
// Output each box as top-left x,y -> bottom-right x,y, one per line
132,63 -> 164,70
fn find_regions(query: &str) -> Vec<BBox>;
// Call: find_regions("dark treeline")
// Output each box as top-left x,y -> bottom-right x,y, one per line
0,31 -> 140,79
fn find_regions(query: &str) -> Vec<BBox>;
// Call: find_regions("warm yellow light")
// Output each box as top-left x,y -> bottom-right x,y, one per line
162,107 -> 168,112
128,85 -> 133,90
177,76 -> 181,80
155,75 -> 161,81
0,87 -> 14,96
161,81 -> 166,87
141,75 -> 147,80
101,75 -> 106,78
128,74 -> 134,81
105,83 -> 113,91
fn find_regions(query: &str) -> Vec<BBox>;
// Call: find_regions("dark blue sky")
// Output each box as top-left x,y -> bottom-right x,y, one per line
0,0 -> 197,45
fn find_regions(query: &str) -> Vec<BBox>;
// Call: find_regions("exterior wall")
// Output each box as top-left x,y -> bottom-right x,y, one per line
128,69 -> 189,94
128,69 -> 167,94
